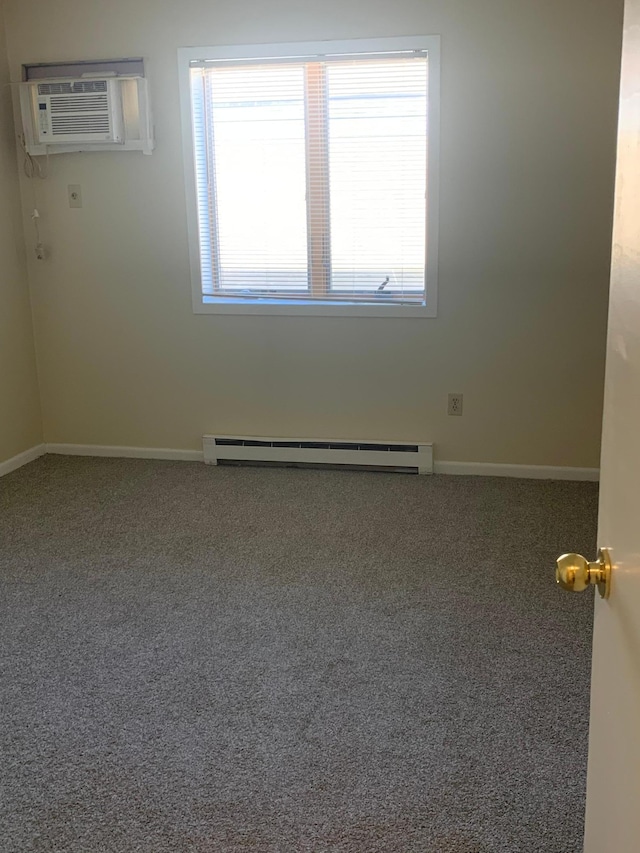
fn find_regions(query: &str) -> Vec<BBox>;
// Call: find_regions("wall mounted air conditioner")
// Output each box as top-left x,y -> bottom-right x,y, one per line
19,75 -> 154,155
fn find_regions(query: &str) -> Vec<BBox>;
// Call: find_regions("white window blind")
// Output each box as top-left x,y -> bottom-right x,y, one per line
188,48 -> 432,307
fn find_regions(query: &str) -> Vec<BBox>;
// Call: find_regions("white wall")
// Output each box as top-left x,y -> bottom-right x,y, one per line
3,0 -> 624,466
0,0 -> 42,464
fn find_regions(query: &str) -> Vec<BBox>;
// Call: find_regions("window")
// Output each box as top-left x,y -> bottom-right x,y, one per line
179,37 -> 440,317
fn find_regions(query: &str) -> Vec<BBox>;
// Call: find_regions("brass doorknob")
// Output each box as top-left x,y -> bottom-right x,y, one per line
556,548 -> 611,599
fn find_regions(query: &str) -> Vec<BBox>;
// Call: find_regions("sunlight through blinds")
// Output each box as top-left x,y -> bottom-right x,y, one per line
190,52 -> 429,304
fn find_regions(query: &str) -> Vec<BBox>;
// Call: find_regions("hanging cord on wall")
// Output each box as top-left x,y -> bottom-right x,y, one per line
18,132 -> 49,179
31,208 -> 45,260
3,82 -> 50,259
3,79 -> 50,179
17,133 -> 49,259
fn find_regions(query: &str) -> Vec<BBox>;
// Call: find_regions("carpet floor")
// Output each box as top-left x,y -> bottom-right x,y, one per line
0,456 -> 597,852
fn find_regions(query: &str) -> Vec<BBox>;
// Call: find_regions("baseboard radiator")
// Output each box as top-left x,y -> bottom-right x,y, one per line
203,435 -> 433,474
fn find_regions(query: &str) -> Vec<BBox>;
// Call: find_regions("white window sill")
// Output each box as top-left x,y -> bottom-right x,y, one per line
195,296 -> 437,318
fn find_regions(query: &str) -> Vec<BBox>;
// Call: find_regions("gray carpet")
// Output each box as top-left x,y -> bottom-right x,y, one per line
0,456 -> 597,852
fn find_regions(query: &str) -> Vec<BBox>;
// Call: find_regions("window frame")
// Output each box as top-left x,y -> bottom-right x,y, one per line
178,36 -> 440,318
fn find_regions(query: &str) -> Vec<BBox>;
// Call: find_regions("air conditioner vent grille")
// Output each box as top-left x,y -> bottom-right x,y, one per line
49,95 -> 109,112
38,80 -> 108,95
51,115 -> 111,135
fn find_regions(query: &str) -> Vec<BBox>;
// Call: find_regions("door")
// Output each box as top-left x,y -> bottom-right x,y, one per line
580,0 -> 640,849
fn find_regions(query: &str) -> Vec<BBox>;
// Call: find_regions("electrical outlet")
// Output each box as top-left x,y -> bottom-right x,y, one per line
68,184 -> 82,208
448,393 -> 463,416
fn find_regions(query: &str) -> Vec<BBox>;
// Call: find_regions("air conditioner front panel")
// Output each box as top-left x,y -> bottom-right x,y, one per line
19,74 -> 154,155
32,79 -> 124,144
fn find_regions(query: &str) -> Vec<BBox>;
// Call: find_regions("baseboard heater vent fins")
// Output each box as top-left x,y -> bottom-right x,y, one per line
203,435 -> 433,474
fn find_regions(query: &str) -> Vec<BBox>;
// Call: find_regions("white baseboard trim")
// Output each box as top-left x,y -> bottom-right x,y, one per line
45,444 -> 204,462
434,460 -> 599,481
0,443 -> 47,478
4,443 -> 598,482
